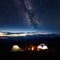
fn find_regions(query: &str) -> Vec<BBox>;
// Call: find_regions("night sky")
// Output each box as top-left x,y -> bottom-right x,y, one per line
0,0 -> 60,33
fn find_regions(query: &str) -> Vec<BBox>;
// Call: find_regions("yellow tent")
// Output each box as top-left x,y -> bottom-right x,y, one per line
11,45 -> 22,52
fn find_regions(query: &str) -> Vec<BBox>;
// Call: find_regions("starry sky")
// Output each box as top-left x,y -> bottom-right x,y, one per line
0,0 -> 60,33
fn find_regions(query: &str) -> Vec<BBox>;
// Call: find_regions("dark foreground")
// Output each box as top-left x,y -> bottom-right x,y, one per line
0,50 -> 58,60
0,35 -> 60,60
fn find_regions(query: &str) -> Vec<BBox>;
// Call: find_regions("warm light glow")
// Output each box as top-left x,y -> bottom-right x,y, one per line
28,48 -> 30,50
31,46 -> 34,51
11,45 -> 20,52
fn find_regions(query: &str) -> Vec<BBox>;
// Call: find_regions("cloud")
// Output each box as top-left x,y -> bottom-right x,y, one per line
0,32 -> 5,36
0,32 -> 49,37
0,32 -> 27,37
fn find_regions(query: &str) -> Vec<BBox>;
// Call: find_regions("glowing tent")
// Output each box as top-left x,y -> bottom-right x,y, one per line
11,45 -> 22,52
37,43 -> 48,51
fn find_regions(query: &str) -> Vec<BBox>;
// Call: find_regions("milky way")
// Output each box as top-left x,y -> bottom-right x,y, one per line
14,0 -> 40,29
0,0 -> 59,33
24,0 -> 40,29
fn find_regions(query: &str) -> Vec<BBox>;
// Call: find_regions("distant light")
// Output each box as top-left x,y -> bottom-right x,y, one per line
11,45 -> 21,52
0,32 -> 27,37
28,48 -> 30,50
18,34 -> 27,36
27,44 -> 36,51
0,32 -> 52,37
37,43 -> 48,51
0,32 -> 5,36
31,46 -> 34,51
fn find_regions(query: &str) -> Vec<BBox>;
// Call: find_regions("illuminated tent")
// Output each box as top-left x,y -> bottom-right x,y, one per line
37,43 -> 48,51
11,45 -> 22,52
